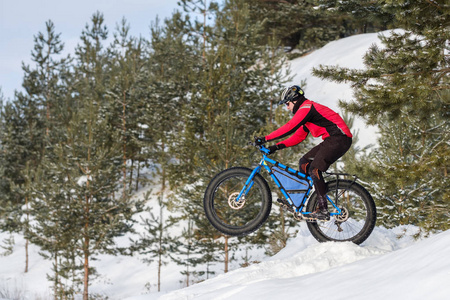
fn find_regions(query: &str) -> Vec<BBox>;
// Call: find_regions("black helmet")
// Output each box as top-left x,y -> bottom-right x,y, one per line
279,85 -> 305,105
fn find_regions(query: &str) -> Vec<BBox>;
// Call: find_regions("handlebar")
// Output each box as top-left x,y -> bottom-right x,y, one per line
248,141 -> 270,155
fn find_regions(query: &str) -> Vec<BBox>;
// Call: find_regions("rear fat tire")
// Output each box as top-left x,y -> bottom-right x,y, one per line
204,167 -> 272,236
306,180 -> 376,245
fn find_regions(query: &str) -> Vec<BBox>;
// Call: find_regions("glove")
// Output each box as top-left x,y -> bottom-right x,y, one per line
254,136 -> 266,146
268,145 -> 279,155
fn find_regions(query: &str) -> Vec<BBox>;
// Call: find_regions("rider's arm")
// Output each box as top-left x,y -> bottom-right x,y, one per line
265,101 -> 311,142
276,125 -> 309,148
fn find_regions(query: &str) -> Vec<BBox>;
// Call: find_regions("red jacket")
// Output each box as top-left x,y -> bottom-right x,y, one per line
265,99 -> 352,147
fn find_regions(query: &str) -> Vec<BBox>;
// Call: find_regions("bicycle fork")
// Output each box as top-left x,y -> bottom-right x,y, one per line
235,165 -> 261,202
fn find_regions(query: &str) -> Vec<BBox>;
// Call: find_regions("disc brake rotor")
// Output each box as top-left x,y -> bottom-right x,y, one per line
228,192 -> 246,210
335,207 -> 349,222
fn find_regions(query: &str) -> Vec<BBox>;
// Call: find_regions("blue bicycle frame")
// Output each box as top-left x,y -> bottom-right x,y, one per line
236,145 -> 342,217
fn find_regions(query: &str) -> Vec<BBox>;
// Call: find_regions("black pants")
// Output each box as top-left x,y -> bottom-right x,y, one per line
303,135 -> 352,172
299,135 -> 352,207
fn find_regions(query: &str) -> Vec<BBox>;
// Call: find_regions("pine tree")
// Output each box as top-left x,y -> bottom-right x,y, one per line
170,0 -> 289,273
132,13 -> 203,287
142,11 -> 202,186
318,0 -> 393,34
105,18 -> 148,195
0,89 -> 10,245
0,19 -> 72,277
0,92 -> 47,276
21,20 -> 69,137
72,12 -> 143,299
179,0 -> 220,59
27,12 -> 144,299
313,0 -> 449,231
170,217 -> 205,287
145,13 -> 194,197
0,88 -> 6,217
132,193 -> 175,292
243,0 -> 394,55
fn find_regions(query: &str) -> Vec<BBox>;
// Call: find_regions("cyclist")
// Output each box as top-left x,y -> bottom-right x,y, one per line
255,85 -> 353,220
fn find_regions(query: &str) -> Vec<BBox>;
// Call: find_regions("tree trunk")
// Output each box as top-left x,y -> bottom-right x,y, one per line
54,255 -> 58,300
25,196 -> 29,273
158,251 -> 162,292
135,156 -> 141,191
83,234 -> 90,300
83,189 -> 90,300
122,90 -> 127,198
224,235 -> 229,273
129,159 -> 134,190
25,238 -> 28,273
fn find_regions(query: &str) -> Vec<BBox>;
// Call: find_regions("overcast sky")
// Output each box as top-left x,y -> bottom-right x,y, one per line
0,0 -> 181,101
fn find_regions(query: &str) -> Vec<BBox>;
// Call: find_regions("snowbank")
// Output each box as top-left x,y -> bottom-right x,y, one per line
157,228 -> 450,300
1,209 -> 447,299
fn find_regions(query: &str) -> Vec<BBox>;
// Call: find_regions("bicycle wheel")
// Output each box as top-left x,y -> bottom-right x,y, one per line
204,167 -> 272,237
306,180 -> 376,245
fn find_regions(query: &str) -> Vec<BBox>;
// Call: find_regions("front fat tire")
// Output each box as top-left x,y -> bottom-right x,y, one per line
203,167 -> 272,237
306,180 -> 376,245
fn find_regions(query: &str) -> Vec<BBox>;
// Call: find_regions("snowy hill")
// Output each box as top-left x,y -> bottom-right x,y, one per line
286,32 -> 384,148
157,228 -> 450,300
2,221 -> 448,299
2,31 -> 448,299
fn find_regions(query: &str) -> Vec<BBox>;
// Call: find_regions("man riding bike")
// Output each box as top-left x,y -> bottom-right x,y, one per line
255,85 -> 353,220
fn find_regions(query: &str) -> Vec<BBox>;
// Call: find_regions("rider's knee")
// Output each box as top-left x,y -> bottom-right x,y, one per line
299,157 -> 311,175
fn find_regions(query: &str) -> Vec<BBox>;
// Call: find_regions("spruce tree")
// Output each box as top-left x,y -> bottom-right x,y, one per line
334,112 -> 375,179
313,0 -> 449,231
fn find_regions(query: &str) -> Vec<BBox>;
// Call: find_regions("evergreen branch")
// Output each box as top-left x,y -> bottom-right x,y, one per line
433,85 -> 450,91
379,67 -> 450,78
424,0 -> 444,10
104,205 -> 119,213
260,0 -> 292,4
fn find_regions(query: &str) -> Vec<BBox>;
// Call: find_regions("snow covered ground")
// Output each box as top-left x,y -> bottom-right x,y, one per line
2,31 -> 448,299
156,227 -> 450,300
2,222 -> 448,300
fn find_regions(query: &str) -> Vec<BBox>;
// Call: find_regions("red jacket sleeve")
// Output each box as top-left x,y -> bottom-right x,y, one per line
276,125 -> 309,147
265,101 -> 311,143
